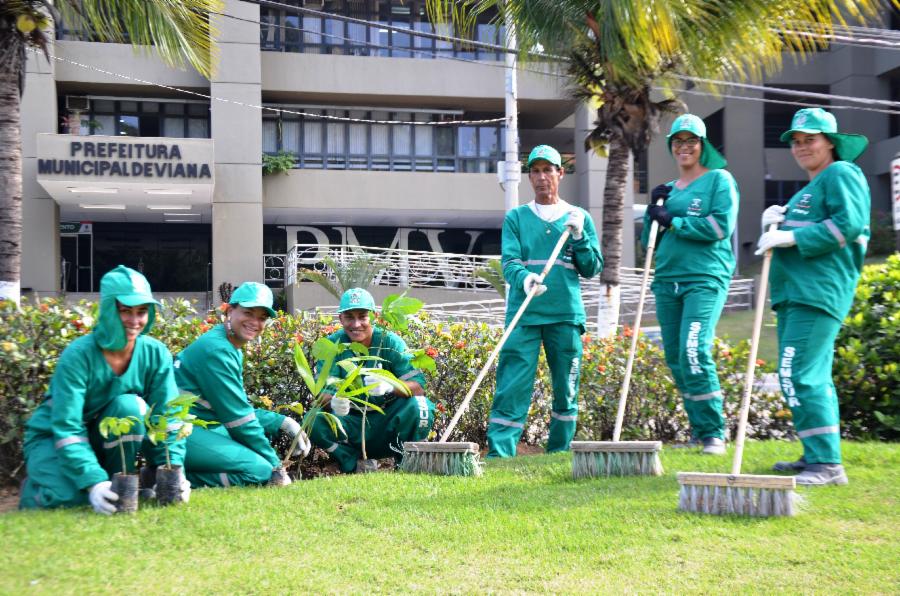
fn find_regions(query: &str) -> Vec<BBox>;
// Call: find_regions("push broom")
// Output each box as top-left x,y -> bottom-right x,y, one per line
676,224 -> 797,516
571,199 -> 664,478
401,229 -> 572,476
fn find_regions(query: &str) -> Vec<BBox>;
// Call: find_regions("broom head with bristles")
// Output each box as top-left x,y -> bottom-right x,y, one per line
571,441 -> 664,478
677,472 -> 797,517
400,442 -> 483,477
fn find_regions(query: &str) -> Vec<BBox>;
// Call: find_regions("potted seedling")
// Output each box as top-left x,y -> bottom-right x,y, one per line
98,415 -> 141,513
144,393 -> 217,504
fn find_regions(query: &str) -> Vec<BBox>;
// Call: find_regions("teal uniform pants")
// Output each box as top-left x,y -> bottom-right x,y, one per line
20,394 -> 147,509
776,303 -> 843,464
184,425 -> 278,487
487,323 -> 582,458
653,280 -> 727,441
310,396 -> 435,473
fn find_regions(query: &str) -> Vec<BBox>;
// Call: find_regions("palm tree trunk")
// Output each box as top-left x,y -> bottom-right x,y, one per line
596,138 -> 630,336
0,46 -> 23,305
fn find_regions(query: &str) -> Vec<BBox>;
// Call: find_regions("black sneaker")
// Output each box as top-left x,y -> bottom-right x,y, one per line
701,437 -> 726,455
772,457 -> 806,472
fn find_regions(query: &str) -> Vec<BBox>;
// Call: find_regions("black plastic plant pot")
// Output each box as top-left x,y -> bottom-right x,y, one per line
268,466 -> 291,486
111,473 -> 139,514
155,466 -> 184,505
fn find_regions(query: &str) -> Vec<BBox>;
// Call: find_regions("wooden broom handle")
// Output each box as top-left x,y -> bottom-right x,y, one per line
731,224 -> 777,475
612,198 -> 664,442
439,229 -> 572,442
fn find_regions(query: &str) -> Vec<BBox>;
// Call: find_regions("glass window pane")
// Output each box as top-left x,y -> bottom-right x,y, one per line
117,115 -> 139,136
349,111 -> 367,153
415,125 -> 432,156
94,115 -> 115,136
162,117 -> 183,137
283,120 -> 301,153
188,103 -> 208,116
479,126 -> 498,156
414,22 -> 434,53
283,14 -> 301,51
325,18 -> 344,54
120,101 -> 138,113
260,9 -> 278,49
303,16 -> 321,52
372,110 -> 389,154
262,119 -> 278,152
304,121 -> 322,153
458,127 -> 477,157
92,99 -> 115,113
142,102 -> 159,113
327,122 -> 345,153
188,118 -> 209,138
164,102 -> 184,115
436,127 -> 454,155
348,22 -> 367,55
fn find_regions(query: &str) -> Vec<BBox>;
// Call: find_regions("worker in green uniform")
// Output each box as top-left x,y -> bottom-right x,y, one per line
174,282 -> 310,487
310,288 -> 433,473
642,114 -> 740,455
755,108 -> 870,486
487,144 -> 603,458
19,265 -> 188,513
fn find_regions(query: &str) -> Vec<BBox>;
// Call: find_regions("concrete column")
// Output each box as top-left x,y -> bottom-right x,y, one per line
574,102 -> 635,268
210,0 -> 264,290
21,47 -> 59,293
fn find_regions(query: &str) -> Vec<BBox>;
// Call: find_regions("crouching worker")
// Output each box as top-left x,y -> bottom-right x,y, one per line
310,288 -> 434,473
174,282 -> 310,487
20,265 -> 189,513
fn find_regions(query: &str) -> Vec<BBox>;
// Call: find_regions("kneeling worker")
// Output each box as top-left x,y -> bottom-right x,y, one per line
310,288 -> 434,473
174,282 -> 310,487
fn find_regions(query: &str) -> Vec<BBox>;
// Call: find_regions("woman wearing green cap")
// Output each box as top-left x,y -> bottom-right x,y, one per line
174,281 -> 310,487
755,107 -> 870,486
19,265 -> 188,513
641,113 -> 740,455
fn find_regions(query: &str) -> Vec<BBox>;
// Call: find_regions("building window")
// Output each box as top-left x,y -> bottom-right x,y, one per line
260,0 -> 504,60
763,85 -> 829,148
765,180 -> 807,207
263,107 -> 504,173
62,98 -> 211,138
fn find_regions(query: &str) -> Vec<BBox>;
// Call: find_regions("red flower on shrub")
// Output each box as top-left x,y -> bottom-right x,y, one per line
454,341 -> 466,350
206,316 -> 217,324
295,333 -> 304,343
436,402 -> 446,413
72,319 -> 83,329
756,358 -> 765,367
622,326 -> 633,338
597,365 -> 606,373
218,302 -> 228,312
425,347 -> 438,358
39,304 -> 49,313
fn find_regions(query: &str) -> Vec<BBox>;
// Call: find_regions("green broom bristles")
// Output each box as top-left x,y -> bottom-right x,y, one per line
571,441 -> 663,478
677,473 -> 798,517
400,442 -> 483,477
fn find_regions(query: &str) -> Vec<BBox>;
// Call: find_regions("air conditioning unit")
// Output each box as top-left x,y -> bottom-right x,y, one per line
303,0 -> 325,8
66,96 -> 90,111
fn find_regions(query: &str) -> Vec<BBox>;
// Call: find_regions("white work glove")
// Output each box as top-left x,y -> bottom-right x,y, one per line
565,209 -> 585,240
363,375 -> 394,397
761,204 -> 787,229
88,481 -> 118,515
755,230 -> 796,255
523,273 -> 547,297
330,396 -> 351,417
280,416 -> 311,457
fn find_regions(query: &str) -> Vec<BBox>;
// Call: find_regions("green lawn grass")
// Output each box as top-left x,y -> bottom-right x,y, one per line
2,441 -> 898,593
715,307 -> 779,363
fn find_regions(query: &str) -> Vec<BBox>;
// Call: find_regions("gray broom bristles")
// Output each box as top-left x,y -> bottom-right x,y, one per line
400,442 -> 483,477
571,441 -> 663,478
677,473 -> 798,517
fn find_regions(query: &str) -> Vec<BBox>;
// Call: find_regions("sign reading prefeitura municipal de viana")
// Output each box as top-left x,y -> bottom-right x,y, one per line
37,139 -> 212,179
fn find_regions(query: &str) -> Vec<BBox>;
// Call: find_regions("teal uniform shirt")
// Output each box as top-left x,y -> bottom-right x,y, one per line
501,205 -> 603,327
770,161 -> 870,322
641,169 -> 739,288
23,334 -> 182,490
321,327 -> 425,402
174,325 -> 285,468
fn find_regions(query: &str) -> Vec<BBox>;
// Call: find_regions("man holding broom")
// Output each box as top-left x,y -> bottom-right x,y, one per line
486,145 -> 603,458
310,288 -> 435,473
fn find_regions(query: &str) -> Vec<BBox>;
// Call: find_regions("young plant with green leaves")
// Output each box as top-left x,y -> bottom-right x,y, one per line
98,415 -> 140,475
144,393 -> 218,470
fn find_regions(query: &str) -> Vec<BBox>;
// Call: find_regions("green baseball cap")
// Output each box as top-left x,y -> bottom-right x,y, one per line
526,144 -> 562,168
779,108 -> 868,163
666,113 -> 728,170
94,265 -> 159,351
338,288 -> 375,313
229,282 -> 276,317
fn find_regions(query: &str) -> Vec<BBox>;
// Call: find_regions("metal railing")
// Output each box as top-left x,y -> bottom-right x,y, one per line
264,253 -> 287,286
279,243 -> 755,328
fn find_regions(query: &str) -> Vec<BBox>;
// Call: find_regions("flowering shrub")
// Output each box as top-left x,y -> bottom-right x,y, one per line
1,298 -> 797,482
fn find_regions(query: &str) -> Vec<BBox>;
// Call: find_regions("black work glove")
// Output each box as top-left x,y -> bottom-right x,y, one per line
650,183 -> 672,204
647,204 -> 674,228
